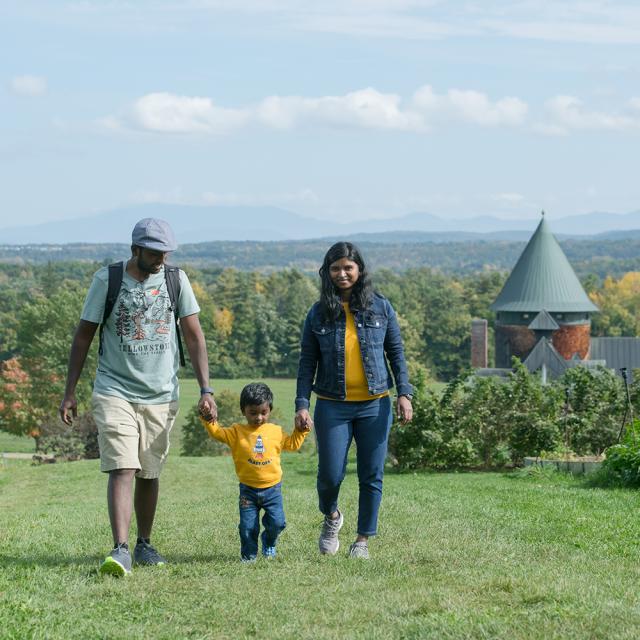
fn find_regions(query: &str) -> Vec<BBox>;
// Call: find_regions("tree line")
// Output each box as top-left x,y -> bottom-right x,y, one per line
1,261 -> 639,441
3,236 -> 640,278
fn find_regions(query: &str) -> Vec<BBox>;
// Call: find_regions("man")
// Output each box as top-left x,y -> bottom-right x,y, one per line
59,218 -> 217,576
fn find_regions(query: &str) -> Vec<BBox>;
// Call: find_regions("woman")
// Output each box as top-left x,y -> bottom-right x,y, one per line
295,241 -> 413,559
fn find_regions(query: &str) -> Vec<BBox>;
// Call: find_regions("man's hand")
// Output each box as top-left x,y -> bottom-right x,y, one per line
198,393 -> 217,423
396,395 -> 413,425
59,394 -> 78,426
294,409 -> 313,432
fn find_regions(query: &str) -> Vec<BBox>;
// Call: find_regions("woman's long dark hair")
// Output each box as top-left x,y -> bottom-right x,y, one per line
319,242 -> 373,321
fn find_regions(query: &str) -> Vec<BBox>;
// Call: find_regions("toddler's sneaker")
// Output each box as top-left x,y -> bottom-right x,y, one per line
133,540 -> 166,566
348,541 -> 370,560
262,546 -> 277,559
318,510 -> 343,555
99,543 -> 132,577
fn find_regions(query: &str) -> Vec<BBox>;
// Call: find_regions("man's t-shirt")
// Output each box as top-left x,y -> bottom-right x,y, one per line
81,262 -> 200,404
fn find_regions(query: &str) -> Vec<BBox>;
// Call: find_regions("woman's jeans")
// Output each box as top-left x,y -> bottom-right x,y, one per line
314,396 -> 393,536
238,482 -> 286,560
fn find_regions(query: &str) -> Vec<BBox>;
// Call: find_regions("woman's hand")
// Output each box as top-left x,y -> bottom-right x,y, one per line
396,395 -> 413,424
295,409 -> 313,432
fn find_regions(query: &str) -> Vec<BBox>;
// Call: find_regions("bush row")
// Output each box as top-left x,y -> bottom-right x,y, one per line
389,361 -> 639,471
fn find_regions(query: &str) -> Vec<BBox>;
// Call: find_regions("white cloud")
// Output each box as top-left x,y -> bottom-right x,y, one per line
106,86 -> 529,135
47,1 -> 640,44
412,85 -> 528,127
541,95 -> 640,133
256,88 -> 424,131
128,92 -> 249,134
10,75 -> 47,97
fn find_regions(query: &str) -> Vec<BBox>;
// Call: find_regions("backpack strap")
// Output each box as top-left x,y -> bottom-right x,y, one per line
99,262 -> 124,357
164,265 -> 185,367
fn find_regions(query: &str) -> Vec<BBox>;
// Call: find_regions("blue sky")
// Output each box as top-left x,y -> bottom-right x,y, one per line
2,1 -> 640,229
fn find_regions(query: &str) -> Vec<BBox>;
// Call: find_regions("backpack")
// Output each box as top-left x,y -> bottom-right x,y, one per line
98,262 -> 186,366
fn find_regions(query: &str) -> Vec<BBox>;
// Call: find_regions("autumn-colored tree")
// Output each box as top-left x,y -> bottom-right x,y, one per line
0,282 -> 98,443
590,272 -> 640,337
0,357 -> 44,439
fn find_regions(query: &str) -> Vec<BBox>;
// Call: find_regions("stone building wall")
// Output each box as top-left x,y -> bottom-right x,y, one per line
551,323 -> 591,360
495,324 -> 537,368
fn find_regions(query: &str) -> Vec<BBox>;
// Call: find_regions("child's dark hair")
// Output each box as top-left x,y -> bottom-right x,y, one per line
240,382 -> 274,411
319,241 -> 373,321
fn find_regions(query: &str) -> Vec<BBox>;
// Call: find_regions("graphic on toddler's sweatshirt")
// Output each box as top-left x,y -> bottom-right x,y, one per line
253,435 -> 265,459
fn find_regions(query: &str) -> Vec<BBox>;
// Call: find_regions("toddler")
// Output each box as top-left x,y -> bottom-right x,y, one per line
200,382 -> 309,562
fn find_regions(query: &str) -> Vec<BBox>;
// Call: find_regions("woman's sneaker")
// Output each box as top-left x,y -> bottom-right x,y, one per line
99,544 -> 132,576
319,510 -> 343,555
347,541 -> 370,560
133,540 -> 166,566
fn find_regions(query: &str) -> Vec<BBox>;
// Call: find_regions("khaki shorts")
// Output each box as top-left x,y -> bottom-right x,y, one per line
92,392 -> 179,479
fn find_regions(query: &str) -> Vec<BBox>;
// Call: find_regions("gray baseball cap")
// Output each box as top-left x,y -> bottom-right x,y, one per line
131,218 -> 178,252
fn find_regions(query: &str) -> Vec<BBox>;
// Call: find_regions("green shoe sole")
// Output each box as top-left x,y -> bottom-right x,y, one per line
99,556 -> 130,577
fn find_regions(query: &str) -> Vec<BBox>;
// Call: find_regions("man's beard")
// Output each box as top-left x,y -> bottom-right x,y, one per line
137,256 -> 160,274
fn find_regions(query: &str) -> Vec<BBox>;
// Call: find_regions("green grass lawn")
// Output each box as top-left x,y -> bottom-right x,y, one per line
2,455 -> 640,639
0,431 -> 33,453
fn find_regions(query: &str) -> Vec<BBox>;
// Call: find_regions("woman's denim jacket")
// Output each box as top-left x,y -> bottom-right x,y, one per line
295,293 -> 413,411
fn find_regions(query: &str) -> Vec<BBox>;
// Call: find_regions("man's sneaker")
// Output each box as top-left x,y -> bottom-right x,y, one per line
241,555 -> 257,563
348,541 -> 370,560
319,510 -> 343,555
262,546 -> 277,559
99,544 -> 132,577
133,540 -> 166,566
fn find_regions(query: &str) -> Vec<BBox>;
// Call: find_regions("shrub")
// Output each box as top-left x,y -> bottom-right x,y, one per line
181,389 -> 244,456
389,369 -> 477,470
37,412 -> 99,461
560,366 -> 625,455
600,420 -> 640,487
389,359 -> 631,472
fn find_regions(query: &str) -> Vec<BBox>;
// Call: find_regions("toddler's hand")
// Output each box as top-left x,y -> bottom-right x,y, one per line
295,422 -> 311,433
199,406 -> 215,423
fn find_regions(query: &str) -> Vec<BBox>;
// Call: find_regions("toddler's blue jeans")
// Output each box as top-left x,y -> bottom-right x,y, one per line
314,396 -> 393,536
238,482 -> 286,560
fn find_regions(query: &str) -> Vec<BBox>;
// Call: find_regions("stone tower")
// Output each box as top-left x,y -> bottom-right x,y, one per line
490,214 -> 599,368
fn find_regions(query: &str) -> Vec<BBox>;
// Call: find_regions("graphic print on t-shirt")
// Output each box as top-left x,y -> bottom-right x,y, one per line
114,284 -> 173,354
253,435 -> 265,459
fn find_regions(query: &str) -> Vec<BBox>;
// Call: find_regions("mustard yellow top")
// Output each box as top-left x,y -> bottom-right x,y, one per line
343,302 -> 389,402
200,418 -> 308,488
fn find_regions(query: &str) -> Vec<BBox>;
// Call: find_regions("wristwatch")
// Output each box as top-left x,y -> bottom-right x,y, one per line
200,387 -> 214,395
400,394 -> 413,401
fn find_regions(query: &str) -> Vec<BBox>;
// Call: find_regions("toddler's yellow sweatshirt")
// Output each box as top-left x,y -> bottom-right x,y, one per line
200,418 -> 307,488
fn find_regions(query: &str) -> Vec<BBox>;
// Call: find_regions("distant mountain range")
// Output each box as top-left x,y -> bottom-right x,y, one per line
2,204 -> 640,244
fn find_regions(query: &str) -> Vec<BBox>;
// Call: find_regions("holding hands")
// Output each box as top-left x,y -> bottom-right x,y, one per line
199,394 -> 217,423
294,409 -> 313,433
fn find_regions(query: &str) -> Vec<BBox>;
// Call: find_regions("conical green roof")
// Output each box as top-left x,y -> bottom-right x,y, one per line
490,216 -> 599,313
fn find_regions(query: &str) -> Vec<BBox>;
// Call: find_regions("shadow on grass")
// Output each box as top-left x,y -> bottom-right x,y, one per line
0,553 -> 101,578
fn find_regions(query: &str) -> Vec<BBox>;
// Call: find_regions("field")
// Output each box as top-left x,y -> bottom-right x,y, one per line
3,455 -> 640,638
3,379 -> 640,638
